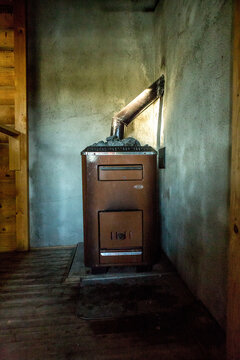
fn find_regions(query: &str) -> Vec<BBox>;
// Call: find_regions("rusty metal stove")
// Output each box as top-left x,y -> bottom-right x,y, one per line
81,145 -> 157,268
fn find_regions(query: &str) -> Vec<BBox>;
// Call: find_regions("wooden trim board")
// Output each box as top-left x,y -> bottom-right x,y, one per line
14,0 -> 28,251
227,0 -> 240,359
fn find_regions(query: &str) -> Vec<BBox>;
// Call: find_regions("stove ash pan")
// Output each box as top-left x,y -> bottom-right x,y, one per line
81,146 -> 157,268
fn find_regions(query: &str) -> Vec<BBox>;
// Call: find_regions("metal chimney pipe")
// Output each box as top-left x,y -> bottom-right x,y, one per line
110,75 -> 164,139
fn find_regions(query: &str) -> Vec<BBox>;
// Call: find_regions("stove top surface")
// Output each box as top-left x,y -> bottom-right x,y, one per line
81,145 -> 157,155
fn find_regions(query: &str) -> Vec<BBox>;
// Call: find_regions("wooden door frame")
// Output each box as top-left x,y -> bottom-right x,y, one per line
14,0 -> 29,251
0,0 -> 28,252
227,0 -> 240,358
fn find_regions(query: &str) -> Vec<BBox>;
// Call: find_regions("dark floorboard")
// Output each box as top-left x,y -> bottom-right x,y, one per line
0,248 -> 225,360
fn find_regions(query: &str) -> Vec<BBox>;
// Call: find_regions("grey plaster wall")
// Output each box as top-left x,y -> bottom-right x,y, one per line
154,0 -> 232,327
28,0 -> 154,247
28,0 -> 232,327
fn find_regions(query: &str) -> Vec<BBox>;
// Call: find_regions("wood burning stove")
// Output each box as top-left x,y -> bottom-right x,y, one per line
81,146 -> 157,267
81,76 -> 164,268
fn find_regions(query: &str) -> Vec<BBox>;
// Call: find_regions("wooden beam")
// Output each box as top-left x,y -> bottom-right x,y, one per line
13,0 -> 28,251
227,0 -> 240,359
0,123 -> 20,136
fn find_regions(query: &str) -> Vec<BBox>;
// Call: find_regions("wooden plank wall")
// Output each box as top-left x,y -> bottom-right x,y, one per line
14,0 -> 28,251
0,0 -> 16,252
227,0 -> 240,359
0,0 -> 28,252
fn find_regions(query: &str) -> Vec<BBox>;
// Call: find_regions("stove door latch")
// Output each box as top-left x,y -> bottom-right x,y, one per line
116,232 -> 126,240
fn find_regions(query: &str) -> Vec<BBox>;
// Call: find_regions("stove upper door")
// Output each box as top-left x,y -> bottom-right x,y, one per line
98,165 -> 143,181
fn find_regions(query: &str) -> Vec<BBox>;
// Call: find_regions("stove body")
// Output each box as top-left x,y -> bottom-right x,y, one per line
81,146 -> 157,268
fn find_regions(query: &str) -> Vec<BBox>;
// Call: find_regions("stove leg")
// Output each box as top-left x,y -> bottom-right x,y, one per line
91,267 -> 108,275
136,265 -> 152,273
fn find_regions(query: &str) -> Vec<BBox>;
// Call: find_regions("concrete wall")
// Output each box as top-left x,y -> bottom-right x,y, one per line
28,0 -> 154,247
154,0 -> 232,327
28,0 -> 232,327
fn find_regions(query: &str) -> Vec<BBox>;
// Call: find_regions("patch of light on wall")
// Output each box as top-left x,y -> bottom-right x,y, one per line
160,101 -> 165,148
155,97 -> 164,149
153,99 -> 160,149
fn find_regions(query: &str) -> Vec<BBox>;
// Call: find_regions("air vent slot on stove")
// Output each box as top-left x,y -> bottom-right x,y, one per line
98,165 -> 143,181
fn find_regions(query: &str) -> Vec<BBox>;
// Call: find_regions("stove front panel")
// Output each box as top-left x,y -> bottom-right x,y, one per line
82,153 -> 157,267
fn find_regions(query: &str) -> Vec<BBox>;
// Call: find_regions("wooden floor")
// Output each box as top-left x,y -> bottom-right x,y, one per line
0,248 -> 225,360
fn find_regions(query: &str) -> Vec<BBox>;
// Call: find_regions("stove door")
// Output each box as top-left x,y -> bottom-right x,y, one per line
98,165 -> 143,181
99,210 -> 142,250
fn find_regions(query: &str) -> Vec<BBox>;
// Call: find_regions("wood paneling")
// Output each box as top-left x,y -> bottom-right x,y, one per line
0,11 -> 13,29
14,0 -> 28,251
0,182 -> 16,197
0,105 -> 14,124
0,50 -> 14,67
0,87 -> 15,105
0,67 -> 14,86
0,0 -> 27,252
0,132 -> 8,142
0,142 -> 9,165
0,105 -> 14,143
0,218 -> 15,234
0,233 -> 15,251
0,1 -> 14,253
0,198 -> 16,217
227,0 -> 240,359
0,139 -> 16,252
8,135 -> 20,170
0,29 -> 13,49
0,166 -> 14,181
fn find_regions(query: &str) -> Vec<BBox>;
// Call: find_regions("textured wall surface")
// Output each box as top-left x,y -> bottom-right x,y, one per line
28,0 -> 232,328
28,0 -> 154,247
154,0 -> 232,327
